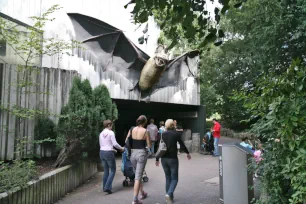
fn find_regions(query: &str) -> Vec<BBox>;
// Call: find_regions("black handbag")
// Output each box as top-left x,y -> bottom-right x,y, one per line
125,126 -> 135,152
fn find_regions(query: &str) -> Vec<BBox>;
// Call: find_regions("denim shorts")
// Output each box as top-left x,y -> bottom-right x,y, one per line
130,149 -> 148,180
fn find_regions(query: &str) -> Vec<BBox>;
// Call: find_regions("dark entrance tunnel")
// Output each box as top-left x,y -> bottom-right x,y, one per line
113,99 -> 206,146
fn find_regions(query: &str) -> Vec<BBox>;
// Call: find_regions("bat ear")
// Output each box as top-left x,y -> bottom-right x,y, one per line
155,45 -> 164,53
164,46 -> 169,54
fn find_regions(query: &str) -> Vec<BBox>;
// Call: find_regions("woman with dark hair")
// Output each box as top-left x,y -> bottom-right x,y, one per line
128,115 -> 151,204
99,120 -> 124,194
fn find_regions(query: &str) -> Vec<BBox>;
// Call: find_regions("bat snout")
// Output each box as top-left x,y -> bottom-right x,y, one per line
154,57 -> 167,68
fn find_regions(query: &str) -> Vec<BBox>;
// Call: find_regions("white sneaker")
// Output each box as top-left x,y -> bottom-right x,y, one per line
165,194 -> 173,204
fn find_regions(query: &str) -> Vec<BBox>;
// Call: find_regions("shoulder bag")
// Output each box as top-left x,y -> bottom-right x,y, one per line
155,132 -> 167,158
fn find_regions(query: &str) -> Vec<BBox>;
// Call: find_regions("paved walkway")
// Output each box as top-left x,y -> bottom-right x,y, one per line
56,137 -> 240,204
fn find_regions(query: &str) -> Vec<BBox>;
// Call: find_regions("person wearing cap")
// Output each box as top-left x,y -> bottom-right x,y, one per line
99,119 -> 124,194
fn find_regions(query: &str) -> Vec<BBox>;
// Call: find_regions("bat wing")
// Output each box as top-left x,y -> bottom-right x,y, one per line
67,13 -> 150,86
154,50 -> 200,90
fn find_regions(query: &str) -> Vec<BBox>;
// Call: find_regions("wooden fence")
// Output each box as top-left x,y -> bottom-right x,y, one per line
0,161 -> 97,204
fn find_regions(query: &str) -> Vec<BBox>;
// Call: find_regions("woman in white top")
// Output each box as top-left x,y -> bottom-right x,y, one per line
99,120 -> 124,194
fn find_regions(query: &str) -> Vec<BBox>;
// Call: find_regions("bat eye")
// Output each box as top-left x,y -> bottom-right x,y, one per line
154,57 -> 166,68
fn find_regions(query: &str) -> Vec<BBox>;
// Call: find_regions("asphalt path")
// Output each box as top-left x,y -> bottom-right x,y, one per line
56,137 -> 241,204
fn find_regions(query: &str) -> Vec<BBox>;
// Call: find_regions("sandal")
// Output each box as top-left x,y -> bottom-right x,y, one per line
132,199 -> 143,204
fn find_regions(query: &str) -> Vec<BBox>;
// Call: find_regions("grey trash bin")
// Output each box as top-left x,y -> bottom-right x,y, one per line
219,143 -> 254,204
192,133 -> 200,153
184,140 -> 192,153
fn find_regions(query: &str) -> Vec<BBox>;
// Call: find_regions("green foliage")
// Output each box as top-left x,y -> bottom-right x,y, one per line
34,117 -> 57,141
93,84 -> 112,120
55,105 -> 69,151
125,0 -> 241,49
57,77 -> 93,149
0,160 -> 37,193
112,103 -> 118,121
57,78 -> 118,156
205,120 -> 214,132
226,1 -> 306,201
152,1 -> 306,202
146,0 -> 306,202
236,60 -> 306,204
162,0 -> 305,130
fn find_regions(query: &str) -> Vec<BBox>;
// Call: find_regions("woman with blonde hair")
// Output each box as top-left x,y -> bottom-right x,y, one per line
155,119 -> 191,204
127,115 -> 151,204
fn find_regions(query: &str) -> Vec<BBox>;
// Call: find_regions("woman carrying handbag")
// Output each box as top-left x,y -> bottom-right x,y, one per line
155,119 -> 191,204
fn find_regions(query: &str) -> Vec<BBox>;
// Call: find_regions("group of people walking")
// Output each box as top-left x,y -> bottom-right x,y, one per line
99,115 -> 191,204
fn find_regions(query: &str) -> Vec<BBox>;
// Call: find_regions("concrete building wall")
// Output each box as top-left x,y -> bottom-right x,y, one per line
0,0 -> 160,71
0,63 -> 80,160
0,15 -> 42,66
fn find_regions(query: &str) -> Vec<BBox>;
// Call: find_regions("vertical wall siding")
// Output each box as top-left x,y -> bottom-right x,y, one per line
0,64 -> 80,160
100,70 -> 200,105
0,161 -> 97,204
71,47 -> 200,105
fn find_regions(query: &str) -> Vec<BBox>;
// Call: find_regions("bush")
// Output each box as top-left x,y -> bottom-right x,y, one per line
55,77 -> 119,160
221,128 -> 235,138
206,120 -> 214,132
34,117 -> 57,142
0,160 -> 37,193
236,60 -> 306,203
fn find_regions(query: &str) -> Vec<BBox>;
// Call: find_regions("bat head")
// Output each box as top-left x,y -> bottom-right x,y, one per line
154,45 -> 169,68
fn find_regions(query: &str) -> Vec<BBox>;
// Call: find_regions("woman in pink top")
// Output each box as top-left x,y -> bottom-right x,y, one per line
254,143 -> 264,178
99,120 -> 124,194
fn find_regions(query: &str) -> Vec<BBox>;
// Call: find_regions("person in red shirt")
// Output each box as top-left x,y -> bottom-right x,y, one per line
212,118 -> 221,157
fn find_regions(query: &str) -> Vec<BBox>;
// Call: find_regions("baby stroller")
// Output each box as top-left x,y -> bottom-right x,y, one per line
200,132 -> 214,155
121,148 -> 149,187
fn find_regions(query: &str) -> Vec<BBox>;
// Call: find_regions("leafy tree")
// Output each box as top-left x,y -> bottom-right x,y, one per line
54,77 -> 93,167
125,0 -> 245,49
34,117 -> 57,157
154,0 -> 306,130
55,79 -> 118,166
34,117 -> 57,141
0,4 -> 81,159
57,78 -> 93,147
236,60 -> 306,204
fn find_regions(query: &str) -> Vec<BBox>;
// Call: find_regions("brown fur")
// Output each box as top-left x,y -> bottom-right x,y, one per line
139,58 -> 166,91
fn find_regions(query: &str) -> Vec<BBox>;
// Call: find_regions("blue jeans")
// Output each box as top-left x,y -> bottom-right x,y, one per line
213,137 -> 219,156
149,141 -> 155,154
201,143 -> 206,150
161,158 -> 179,198
100,150 -> 116,190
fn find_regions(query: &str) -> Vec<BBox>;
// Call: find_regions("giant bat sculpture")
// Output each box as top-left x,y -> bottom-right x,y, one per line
68,13 -> 199,100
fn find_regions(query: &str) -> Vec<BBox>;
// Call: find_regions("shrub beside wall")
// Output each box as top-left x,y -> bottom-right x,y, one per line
0,161 -> 97,204
0,160 -> 37,194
